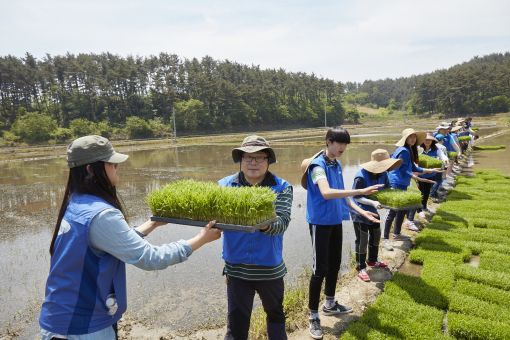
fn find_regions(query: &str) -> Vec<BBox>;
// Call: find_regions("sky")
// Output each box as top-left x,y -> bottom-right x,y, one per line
1,0 -> 509,82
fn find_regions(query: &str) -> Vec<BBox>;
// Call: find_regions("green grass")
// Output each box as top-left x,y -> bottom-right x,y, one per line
473,145 -> 506,150
370,189 -> 422,209
448,312 -> 510,339
418,154 -> 443,168
146,179 -> 276,225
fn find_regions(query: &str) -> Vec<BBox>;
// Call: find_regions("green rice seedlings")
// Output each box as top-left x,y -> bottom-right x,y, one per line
146,179 -> 276,226
473,145 -> 506,150
479,251 -> 510,274
341,322 -> 399,340
448,312 -> 510,340
448,151 -> 458,159
454,279 -> 510,307
449,292 -> 510,323
369,189 -> 421,209
457,136 -> 471,142
418,154 -> 443,168
455,265 -> 510,291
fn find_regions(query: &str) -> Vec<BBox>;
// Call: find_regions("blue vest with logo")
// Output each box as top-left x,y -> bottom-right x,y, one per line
306,154 -> 350,225
420,148 -> 439,179
351,169 -> 388,222
388,146 -> 416,190
39,194 -> 127,335
218,173 -> 290,267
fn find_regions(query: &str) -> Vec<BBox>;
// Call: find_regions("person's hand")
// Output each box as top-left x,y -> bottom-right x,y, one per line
373,201 -> 383,209
432,168 -> 445,173
198,220 -> 222,244
360,184 -> 385,196
360,210 -> 380,223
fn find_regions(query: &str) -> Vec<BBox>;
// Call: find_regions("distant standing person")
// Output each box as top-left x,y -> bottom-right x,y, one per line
39,135 -> 221,340
351,149 -> 402,282
301,127 -> 382,340
218,135 -> 293,340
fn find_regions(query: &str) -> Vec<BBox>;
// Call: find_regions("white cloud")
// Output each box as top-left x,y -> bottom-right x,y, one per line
1,0 -> 508,82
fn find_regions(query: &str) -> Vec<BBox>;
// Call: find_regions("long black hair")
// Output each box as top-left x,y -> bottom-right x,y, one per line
50,161 -> 126,255
405,139 -> 419,164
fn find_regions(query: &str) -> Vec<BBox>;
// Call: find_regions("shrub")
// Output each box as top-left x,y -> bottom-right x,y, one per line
51,127 -> 73,143
448,312 -> 510,340
418,154 -> 443,168
146,179 -> 276,226
10,111 -> 57,143
125,116 -> 153,139
69,118 -> 97,137
370,189 -> 421,209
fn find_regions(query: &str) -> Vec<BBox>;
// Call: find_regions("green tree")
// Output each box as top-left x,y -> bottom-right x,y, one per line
69,118 -> 97,137
11,112 -> 58,143
173,99 -> 208,131
125,116 -> 152,139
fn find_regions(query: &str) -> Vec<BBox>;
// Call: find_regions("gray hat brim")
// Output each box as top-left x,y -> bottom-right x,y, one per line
232,146 -> 276,164
101,152 -> 129,164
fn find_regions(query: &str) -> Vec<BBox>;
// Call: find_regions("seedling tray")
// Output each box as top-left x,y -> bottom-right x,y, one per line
379,204 -> 422,211
150,216 -> 278,233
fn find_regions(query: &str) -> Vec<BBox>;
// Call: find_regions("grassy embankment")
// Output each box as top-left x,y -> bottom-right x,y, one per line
341,168 -> 510,339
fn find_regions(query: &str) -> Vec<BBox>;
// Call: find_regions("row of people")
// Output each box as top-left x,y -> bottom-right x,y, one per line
38,120 -> 475,340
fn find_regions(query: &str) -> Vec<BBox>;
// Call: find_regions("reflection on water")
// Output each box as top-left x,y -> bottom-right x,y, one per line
474,132 -> 510,175
1,125 -> 507,337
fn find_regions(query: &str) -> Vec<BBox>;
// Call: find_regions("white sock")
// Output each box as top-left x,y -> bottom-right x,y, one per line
325,296 -> 335,308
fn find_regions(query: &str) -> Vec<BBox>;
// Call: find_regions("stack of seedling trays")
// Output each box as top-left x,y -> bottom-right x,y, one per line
418,154 -> 443,169
448,151 -> 458,160
370,189 -> 422,211
457,136 -> 471,142
147,179 -> 277,233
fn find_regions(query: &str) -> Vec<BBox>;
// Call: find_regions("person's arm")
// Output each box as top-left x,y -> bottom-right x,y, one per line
352,177 -> 380,209
260,185 -> 293,236
312,166 -> 382,200
89,209 -> 220,271
347,198 -> 380,223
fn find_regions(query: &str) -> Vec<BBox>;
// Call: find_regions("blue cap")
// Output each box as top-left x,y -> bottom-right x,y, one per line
435,133 -> 445,141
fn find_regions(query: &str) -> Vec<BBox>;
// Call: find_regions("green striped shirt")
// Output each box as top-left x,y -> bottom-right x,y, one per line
223,172 -> 293,280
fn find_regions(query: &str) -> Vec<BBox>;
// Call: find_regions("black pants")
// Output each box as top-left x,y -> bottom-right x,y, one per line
353,222 -> 381,270
225,276 -> 286,340
308,224 -> 342,311
417,181 -> 434,211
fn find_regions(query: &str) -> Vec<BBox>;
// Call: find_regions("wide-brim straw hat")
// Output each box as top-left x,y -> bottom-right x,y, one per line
300,150 -> 324,190
424,133 -> 438,143
232,135 -> 276,164
451,125 -> 463,132
395,128 -> 426,147
360,149 -> 402,174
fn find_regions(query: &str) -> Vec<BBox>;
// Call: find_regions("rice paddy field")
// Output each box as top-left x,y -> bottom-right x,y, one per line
341,169 -> 510,340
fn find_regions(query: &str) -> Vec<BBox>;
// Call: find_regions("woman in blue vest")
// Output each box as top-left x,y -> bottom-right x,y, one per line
351,149 -> 402,282
39,135 -> 221,340
417,133 -> 448,218
383,129 -> 442,250
218,135 -> 293,340
300,127 -> 383,340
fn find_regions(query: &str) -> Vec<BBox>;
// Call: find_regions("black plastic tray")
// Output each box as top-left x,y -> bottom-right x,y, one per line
379,204 -> 422,211
150,216 -> 278,233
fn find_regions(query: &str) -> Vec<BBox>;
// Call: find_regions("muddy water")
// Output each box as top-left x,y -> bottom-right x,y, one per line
1,124 -> 507,337
474,132 -> 510,175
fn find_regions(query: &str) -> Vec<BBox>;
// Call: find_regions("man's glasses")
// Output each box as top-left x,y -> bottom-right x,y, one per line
242,155 -> 268,164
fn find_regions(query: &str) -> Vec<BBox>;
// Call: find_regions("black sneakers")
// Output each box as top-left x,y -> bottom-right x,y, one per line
322,301 -> 353,315
309,318 -> 323,339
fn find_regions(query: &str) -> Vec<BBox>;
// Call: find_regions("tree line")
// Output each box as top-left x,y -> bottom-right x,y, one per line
345,53 -> 510,116
0,53 -> 356,144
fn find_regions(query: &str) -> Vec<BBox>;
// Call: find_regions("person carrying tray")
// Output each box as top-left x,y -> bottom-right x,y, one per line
218,135 -> 293,340
383,129 -> 443,250
39,135 -> 221,340
300,127 -> 383,340
351,149 -> 402,282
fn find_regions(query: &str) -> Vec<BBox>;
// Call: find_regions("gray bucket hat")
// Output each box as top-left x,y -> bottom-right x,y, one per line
67,135 -> 129,168
232,135 -> 276,164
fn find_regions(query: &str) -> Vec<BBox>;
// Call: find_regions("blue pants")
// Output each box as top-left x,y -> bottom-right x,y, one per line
225,276 -> 286,340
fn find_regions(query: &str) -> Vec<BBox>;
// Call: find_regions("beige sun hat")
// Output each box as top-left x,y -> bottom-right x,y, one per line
300,150 -> 325,190
395,128 -> 426,147
451,125 -> 463,132
360,149 -> 402,174
424,133 -> 438,143
232,135 -> 276,164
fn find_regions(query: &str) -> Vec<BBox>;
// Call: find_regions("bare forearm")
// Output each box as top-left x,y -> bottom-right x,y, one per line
321,188 -> 362,200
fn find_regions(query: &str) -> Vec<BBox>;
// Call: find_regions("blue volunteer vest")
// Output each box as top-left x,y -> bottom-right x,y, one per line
39,194 -> 127,335
388,146 -> 415,190
420,148 -> 439,179
351,169 -> 388,222
306,154 -> 350,225
218,173 -> 290,267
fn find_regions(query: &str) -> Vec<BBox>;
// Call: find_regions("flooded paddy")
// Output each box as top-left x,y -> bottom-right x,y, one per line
0,123 -> 507,338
